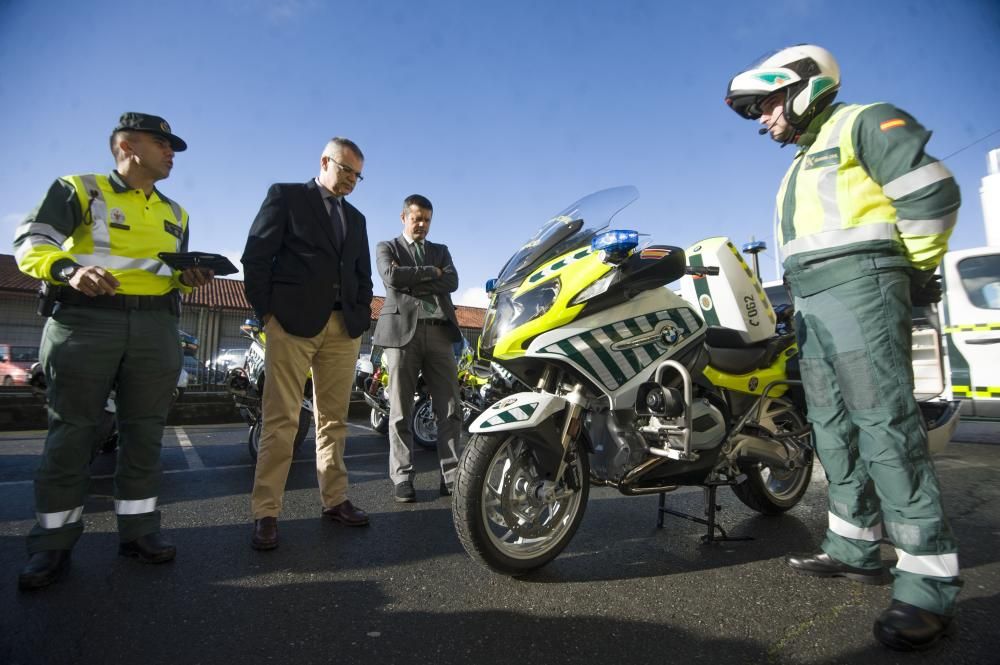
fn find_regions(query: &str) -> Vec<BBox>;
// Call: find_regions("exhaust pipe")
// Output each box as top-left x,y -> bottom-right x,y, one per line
731,434 -> 794,469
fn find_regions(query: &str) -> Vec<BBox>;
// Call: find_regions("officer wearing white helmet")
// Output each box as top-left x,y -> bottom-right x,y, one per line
726,45 -> 961,651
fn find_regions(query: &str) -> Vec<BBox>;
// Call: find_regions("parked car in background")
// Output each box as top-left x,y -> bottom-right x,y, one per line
0,344 -> 37,386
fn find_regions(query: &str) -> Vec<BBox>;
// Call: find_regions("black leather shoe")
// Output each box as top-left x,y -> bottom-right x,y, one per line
18,550 -> 71,591
394,481 -> 416,503
322,500 -> 370,526
119,532 -> 176,564
873,600 -> 954,651
785,551 -> 886,585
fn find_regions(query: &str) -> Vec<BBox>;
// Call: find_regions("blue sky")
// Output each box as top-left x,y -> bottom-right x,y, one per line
2,0 -> 998,305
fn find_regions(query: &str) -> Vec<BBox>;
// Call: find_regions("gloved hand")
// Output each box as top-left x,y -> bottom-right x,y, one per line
910,273 -> 943,306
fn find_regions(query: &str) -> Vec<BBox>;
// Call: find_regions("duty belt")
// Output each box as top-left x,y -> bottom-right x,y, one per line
56,288 -> 178,312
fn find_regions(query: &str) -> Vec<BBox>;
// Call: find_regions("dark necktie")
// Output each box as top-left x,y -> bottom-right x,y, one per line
330,197 -> 345,248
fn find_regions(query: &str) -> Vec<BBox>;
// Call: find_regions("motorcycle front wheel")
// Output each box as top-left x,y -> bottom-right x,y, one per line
248,407 -> 311,462
411,397 -> 438,450
453,432 -> 589,576
731,398 -> 813,514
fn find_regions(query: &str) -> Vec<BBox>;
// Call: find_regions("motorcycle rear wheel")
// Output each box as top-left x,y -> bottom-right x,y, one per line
411,397 -> 438,450
369,408 -> 389,434
453,432 -> 589,575
731,399 -> 812,514
248,407 -> 311,462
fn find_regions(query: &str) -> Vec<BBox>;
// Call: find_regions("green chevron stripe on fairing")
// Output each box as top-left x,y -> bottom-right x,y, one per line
619,347 -> 644,373
581,331 -> 627,387
688,253 -> 720,326
556,339 -> 600,379
623,318 -> 644,336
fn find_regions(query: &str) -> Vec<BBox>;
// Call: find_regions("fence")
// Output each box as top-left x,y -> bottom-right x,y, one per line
1,289 -> 482,391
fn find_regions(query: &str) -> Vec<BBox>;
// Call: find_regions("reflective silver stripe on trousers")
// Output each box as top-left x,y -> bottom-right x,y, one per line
782,222 -> 899,257
37,505 -> 85,529
883,161 -> 954,200
828,511 -> 883,541
114,498 -> 158,515
816,110 -> 858,232
895,549 -> 959,578
896,210 -> 958,236
74,253 -> 174,276
78,175 -> 112,253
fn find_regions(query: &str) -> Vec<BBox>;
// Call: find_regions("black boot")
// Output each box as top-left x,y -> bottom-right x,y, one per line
18,550 -> 71,591
785,551 -> 886,584
119,532 -> 176,564
873,600 -> 954,651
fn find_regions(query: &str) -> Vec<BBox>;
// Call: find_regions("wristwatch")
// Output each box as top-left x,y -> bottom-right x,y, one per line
57,264 -> 81,283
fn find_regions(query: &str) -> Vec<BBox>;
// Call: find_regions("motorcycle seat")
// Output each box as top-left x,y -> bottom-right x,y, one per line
704,327 -> 796,375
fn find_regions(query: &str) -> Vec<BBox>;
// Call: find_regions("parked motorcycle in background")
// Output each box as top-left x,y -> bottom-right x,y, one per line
226,319 -> 313,462
355,340 -> 521,449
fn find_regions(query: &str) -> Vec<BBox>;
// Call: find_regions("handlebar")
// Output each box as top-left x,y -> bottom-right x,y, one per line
685,266 -> 720,276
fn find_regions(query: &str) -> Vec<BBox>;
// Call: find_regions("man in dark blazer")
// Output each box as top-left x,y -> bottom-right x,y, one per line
373,194 -> 463,502
242,137 -> 373,550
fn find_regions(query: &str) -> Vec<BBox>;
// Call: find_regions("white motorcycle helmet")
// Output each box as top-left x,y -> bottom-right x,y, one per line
726,44 -> 840,131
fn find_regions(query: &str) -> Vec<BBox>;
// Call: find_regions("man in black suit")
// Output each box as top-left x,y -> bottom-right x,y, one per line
373,194 -> 463,502
242,137 -> 373,550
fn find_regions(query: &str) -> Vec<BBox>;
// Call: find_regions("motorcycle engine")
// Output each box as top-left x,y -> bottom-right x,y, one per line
649,398 -> 727,451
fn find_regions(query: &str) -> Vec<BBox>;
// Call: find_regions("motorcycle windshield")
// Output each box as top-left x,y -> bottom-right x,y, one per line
493,186 -> 639,292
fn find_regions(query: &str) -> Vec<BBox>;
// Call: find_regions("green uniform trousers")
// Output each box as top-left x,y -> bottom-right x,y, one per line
28,303 -> 182,553
787,253 -> 961,616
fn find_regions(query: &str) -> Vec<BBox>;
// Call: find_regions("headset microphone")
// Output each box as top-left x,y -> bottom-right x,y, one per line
758,127 -> 768,135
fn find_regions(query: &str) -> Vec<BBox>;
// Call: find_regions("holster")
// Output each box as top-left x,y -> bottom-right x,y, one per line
36,283 -> 60,317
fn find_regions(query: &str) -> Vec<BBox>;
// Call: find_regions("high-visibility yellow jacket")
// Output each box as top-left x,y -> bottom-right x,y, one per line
777,102 -> 959,273
13,171 -> 192,295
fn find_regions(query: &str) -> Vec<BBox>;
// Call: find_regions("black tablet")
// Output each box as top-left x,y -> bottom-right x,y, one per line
158,252 -> 239,276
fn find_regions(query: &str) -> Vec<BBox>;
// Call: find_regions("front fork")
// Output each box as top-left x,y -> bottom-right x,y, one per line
539,366 -> 587,490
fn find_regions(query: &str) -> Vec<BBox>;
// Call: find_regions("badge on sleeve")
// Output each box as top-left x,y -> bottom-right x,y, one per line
879,118 -> 906,132
164,220 -> 184,240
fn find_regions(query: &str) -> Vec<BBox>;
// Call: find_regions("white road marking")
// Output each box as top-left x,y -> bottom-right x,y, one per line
0,450 -> 390,487
174,426 -> 205,470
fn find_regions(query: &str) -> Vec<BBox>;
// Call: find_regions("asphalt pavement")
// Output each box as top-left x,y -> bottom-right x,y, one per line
0,418 -> 998,665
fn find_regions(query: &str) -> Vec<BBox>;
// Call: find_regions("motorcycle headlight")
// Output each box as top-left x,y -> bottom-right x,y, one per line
481,279 -> 561,353
506,279 -> 560,332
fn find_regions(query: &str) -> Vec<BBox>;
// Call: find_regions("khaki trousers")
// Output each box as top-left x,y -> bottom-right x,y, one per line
251,312 -> 360,519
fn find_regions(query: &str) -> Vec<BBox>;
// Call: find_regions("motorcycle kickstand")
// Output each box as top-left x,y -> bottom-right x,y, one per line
656,486 -> 754,544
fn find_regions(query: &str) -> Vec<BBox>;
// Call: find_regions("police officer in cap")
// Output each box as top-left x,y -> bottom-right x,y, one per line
12,112 -> 214,590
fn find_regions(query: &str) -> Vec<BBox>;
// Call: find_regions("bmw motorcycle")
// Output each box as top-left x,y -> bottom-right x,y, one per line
453,186 -> 961,576
226,319 -> 313,462
452,186 -> 819,575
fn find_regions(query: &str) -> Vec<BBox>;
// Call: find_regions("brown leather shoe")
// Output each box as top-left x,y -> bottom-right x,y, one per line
322,499 -> 370,526
252,517 -> 278,550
